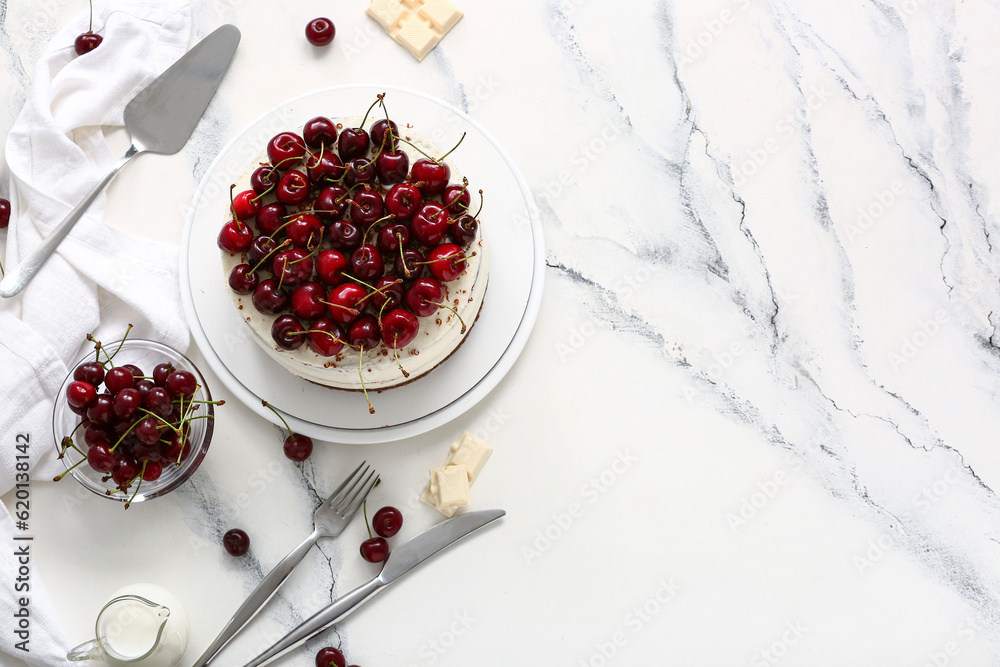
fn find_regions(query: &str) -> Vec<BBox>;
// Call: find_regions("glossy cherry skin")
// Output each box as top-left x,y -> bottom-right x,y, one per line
232,189 -> 261,220
0,198 -> 9,228
252,279 -> 290,315
142,461 -> 163,481
315,647 -> 346,667
228,264 -> 259,295
165,370 -> 197,399
223,529 -> 250,557
271,248 -> 314,288
350,244 -> 384,282
370,118 -> 399,151
271,314 -> 306,350
267,132 -> 307,169
348,188 -> 384,226
325,284 -> 367,325
411,158 -> 450,196
450,214 -> 478,246
305,17 -> 335,46
347,314 -> 380,351
395,247 -> 425,279
112,454 -> 140,488
66,381 -> 97,409
376,222 -> 410,254
315,185 -> 349,221
442,184 -> 471,215
307,149 -> 346,186
218,219 -> 254,253
286,213 -> 324,249
74,361 -> 105,385
303,116 -> 338,149
306,318 -> 345,357
283,433 -> 314,461
276,170 -> 311,206
426,243 -> 467,281
135,415 -> 163,446
411,202 -> 450,246
405,277 -> 445,317
369,277 -> 404,313
375,150 -> 408,185
105,367 -> 135,394
290,282 -> 328,321
112,387 -> 143,420
86,394 -> 114,425
344,158 -> 376,187
74,32 -> 102,55
360,536 -> 389,563
247,235 -> 279,268
316,249 -> 348,285
384,182 -> 423,220
152,363 -> 174,387
372,506 -> 403,538
338,127 -> 370,161
250,165 -> 280,194
255,203 -> 287,237
87,443 -> 115,473
143,387 -> 173,419
327,220 -> 362,252
381,309 -> 419,349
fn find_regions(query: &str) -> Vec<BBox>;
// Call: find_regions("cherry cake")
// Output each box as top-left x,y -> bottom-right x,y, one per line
219,99 -> 488,402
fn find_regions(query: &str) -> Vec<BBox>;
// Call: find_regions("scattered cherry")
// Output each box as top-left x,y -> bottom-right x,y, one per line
372,506 -> 403,538
262,400 -> 315,462
0,198 -> 10,229
74,0 -> 102,55
315,647 -> 346,667
359,537 -> 388,563
305,17 -> 336,46
223,528 -> 250,556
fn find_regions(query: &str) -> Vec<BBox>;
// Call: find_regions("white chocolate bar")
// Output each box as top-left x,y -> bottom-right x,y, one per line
367,0 -> 464,61
421,431 -> 493,516
430,464 -> 471,508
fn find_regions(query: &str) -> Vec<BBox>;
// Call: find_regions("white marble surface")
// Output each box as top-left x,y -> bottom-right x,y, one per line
4,0 -> 1000,665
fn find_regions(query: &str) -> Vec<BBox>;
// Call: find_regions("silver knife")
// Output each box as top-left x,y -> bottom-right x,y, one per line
0,24 -> 241,298
241,509 -> 505,667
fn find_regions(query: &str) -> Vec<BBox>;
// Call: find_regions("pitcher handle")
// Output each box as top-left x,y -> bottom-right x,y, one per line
67,638 -> 103,662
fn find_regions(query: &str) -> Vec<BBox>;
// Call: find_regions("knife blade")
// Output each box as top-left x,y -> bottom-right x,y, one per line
0,24 -> 241,298
241,509 -> 505,667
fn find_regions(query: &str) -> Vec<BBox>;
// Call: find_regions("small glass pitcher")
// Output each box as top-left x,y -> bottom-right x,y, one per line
67,584 -> 188,667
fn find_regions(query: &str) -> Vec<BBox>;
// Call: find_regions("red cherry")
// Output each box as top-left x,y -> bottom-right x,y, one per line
142,461 -> 163,482
105,367 -> 135,394
151,362 -> 174,387
143,386 -> 173,419
376,222 -> 410,255
412,203 -> 450,246
290,282 -> 328,321
223,528 -> 250,556
66,381 -> 97,409
267,132 -> 307,169
255,203 -> 287,236
232,189 -> 261,220
218,219 -> 254,253
372,506 -> 403,538
325,283 -> 366,325
303,116 -> 338,149
338,127 -> 370,161
164,370 -> 197,399
74,32 -> 102,55
307,150 -> 346,186
228,264 -> 259,295
394,247 -> 425,279
250,165 -> 280,194
371,118 -> 399,151
286,213 -> 324,249
344,158 -> 376,187
74,361 -> 105,385
347,314 -> 380,351
112,387 -> 143,420
86,394 -> 114,425
411,158 -> 450,196
87,443 -> 115,473
360,537 -> 389,563
349,244 -> 384,282
305,17 -> 336,46
247,235 -> 279,268
426,243 -> 468,282
405,277 -> 444,317
283,433 -> 313,461
315,647 -> 346,667
384,182 -> 423,220
276,170 -> 311,206
347,188 -> 384,226
442,184 -> 471,215
271,248 -> 314,288
315,185 -> 349,221
327,220 -> 362,252
252,279 -> 290,315
306,318 -> 345,357
0,198 -> 10,228
271,314 -> 306,350
450,214 -> 478,246
368,276 -> 404,313
381,309 -> 419,349
112,454 -> 140,488
316,249 -> 348,285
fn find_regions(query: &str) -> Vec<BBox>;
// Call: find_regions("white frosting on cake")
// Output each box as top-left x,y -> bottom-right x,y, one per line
221,116 -> 488,392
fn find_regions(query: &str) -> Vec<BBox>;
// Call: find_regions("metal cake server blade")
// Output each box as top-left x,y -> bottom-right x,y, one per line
242,509 -> 506,667
0,24 -> 241,298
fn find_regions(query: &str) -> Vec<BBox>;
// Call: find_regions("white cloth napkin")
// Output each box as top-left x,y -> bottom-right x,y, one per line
0,2 -> 192,664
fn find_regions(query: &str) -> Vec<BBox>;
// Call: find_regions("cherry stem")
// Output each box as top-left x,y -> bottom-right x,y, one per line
431,300 -> 467,334
474,189 -> 485,218
436,132 -> 466,163
393,335 -> 409,378
359,94 -> 385,130
124,464 -> 146,508
359,349 -> 375,414
364,499 -> 373,540
87,0 -> 94,32
261,400 -> 295,438
53,457 -> 86,481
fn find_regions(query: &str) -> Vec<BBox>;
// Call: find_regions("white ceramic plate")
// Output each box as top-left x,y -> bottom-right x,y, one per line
180,85 -> 544,444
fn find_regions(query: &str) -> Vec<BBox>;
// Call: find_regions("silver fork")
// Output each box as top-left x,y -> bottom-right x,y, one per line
193,461 -> 379,667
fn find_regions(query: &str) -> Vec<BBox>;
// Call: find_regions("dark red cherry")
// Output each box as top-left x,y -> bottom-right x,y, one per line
347,314 -> 380,351
372,506 -> 403,538
442,184 -> 471,215
316,249 -> 348,285
218,219 -> 254,253
348,188 -> 384,226
360,536 -> 389,562
350,244 -> 384,282
283,433 -> 313,461
327,220 -> 362,252
112,454 -> 140,488
267,132 -> 306,169
370,118 -> 399,151
271,248 -> 314,288
338,127 -> 370,161
369,277 -> 404,313
286,213 -> 324,249
255,203 -> 287,237
315,647 -> 346,667
305,17 -> 335,46
247,235 -> 279,268
223,529 -> 250,557
0,198 -> 9,229
112,387 -> 142,420
306,318 -> 345,357
143,387 -> 173,419
405,277 -> 444,317
315,185 -> 349,221
376,222 -> 410,254
66,381 -> 97,409
450,214 -> 478,246
228,264 -> 259,295
411,202 -> 450,246
74,361 -> 105,385
74,32 -> 102,55
303,116 -> 338,149
250,165 -> 280,194
290,282 -> 328,321
87,443 -> 115,473
384,182 -> 422,220
344,158 -> 376,187
86,394 -> 115,425
271,315 -> 306,350
105,367 -> 135,394
276,170 -> 311,206
381,309 -> 419,349
395,247 -> 425,279
426,243 -> 467,282
165,370 -> 197,399
411,158 -> 450,196
307,150 -> 346,186
252,279 -> 290,315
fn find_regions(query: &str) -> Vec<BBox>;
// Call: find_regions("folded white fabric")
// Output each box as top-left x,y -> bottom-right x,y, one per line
0,2 -> 191,664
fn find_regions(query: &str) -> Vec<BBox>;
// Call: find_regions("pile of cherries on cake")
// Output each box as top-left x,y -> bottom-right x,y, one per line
218,96 -> 480,381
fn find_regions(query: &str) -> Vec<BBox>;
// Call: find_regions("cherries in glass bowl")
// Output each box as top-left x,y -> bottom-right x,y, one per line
53,338 -> 218,507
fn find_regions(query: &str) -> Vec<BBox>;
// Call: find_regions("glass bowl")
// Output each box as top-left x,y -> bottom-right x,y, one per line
52,339 -> 214,506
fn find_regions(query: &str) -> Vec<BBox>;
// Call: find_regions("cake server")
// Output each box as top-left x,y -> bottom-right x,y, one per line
242,509 -> 506,667
0,24 -> 241,298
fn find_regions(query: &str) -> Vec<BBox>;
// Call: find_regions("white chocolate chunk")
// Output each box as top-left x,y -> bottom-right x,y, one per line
431,464 -> 471,508
366,0 -> 463,61
444,431 -> 492,482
